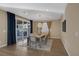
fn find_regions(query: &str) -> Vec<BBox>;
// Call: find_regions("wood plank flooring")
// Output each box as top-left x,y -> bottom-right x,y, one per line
0,39 -> 68,56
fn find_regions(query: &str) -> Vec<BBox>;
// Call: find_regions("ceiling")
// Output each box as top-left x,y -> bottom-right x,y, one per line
0,3 -> 67,21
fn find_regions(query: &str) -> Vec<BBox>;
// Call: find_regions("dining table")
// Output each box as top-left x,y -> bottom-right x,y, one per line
29,33 -> 48,47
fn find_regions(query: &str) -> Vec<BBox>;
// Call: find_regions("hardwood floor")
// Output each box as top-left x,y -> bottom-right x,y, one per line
0,39 -> 68,56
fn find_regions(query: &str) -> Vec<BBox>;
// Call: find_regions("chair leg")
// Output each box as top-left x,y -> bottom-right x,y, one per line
39,38 -> 42,48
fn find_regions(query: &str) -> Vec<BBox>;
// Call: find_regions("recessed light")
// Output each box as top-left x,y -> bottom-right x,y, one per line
46,9 -> 48,11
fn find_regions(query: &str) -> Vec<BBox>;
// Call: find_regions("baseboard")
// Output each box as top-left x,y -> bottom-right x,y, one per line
48,37 -> 60,40
61,39 -> 70,56
0,44 -> 7,48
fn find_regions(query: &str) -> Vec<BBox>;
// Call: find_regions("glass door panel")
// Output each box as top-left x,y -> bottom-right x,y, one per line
16,20 -> 30,45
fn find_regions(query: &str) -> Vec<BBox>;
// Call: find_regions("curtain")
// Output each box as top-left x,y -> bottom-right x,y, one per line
7,12 -> 16,45
30,20 -> 33,33
41,23 -> 49,33
47,21 -> 52,38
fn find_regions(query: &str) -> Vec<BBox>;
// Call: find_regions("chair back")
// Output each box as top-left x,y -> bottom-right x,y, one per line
41,32 -> 48,40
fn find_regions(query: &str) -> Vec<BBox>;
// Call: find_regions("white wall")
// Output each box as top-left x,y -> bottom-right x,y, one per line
61,4 -> 79,56
0,10 -> 7,47
50,20 -> 61,39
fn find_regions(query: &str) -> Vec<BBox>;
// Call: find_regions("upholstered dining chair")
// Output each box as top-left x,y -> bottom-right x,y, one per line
29,34 -> 38,48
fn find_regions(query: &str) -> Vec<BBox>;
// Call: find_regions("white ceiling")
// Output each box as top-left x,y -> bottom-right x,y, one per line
0,3 -> 67,21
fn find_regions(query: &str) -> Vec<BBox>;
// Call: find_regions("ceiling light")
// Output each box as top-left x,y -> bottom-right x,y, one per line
46,9 -> 48,11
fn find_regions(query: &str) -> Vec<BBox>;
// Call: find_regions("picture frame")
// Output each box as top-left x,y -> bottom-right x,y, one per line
62,20 -> 66,32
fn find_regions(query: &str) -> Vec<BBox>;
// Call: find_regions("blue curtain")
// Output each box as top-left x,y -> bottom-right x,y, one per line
30,20 -> 33,33
7,12 -> 16,45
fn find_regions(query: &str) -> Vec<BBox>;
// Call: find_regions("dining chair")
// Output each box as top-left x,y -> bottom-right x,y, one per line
29,34 -> 38,48
41,32 -> 49,45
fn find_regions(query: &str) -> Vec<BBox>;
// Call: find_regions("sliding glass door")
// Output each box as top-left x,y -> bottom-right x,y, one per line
16,20 -> 30,45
